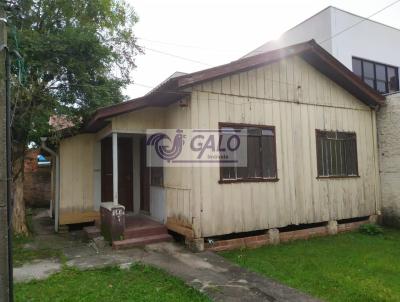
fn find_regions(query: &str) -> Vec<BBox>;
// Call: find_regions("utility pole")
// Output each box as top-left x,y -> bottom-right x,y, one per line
0,1 -> 11,301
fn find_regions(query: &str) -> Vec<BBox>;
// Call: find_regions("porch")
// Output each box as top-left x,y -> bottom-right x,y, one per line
95,131 -> 170,246
99,133 -> 160,217
85,215 -> 172,249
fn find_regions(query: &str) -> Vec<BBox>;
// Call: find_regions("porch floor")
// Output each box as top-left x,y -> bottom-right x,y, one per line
125,215 -> 162,229
83,215 -> 173,249
115,215 -> 172,249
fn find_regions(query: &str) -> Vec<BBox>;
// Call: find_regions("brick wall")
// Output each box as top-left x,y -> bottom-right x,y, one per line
279,226 -> 327,242
205,234 -> 269,252
205,218 -> 369,252
24,149 -> 52,207
377,92 -> 400,227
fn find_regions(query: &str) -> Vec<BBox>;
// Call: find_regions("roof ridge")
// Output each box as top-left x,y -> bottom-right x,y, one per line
84,40 -> 384,133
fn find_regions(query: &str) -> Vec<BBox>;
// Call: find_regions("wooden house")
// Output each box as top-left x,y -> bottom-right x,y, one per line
55,40 -> 384,249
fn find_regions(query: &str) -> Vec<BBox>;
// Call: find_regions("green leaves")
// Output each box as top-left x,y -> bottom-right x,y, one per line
359,223 -> 384,236
6,0 -> 141,145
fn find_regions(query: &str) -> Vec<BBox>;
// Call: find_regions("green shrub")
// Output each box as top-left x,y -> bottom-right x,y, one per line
359,223 -> 383,235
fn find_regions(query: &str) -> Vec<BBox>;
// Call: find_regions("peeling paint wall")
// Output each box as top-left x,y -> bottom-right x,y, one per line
378,93 -> 400,227
191,55 -> 380,237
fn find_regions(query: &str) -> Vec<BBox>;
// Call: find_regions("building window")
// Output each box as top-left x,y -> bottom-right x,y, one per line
316,130 -> 358,178
352,57 -> 399,93
220,123 -> 277,183
150,166 -> 163,186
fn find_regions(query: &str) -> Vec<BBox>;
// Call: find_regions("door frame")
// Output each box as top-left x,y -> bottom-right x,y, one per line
100,136 -> 134,212
140,136 -> 151,214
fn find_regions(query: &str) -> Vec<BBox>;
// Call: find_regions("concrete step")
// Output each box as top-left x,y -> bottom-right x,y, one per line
112,233 -> 173,250
123,224 -> 168,239
83,225 -> 101,239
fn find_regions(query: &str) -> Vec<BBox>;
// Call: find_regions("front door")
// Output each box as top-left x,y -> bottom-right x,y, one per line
101,137 -> 133,211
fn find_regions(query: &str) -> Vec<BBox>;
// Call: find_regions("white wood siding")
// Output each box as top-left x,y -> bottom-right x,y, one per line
111,107 -> 166,132
163,102 -> 193,227
188,55 -> 379,237
59,134 -> 96,213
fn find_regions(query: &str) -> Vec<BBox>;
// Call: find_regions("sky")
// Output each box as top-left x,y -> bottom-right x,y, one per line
124,0 -> 400,99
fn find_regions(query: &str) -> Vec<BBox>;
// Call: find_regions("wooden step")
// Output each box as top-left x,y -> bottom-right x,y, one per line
112,233 -> 173,250
83,225 -> 101,239
123,224 -> 168,239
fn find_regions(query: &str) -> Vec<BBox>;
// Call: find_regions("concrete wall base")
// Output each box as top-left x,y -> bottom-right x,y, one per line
368,214 -> 379,224
268,228 -> 280,245
204,216 -> 372,252
382,208 -> 400,228
185,238 -> 205,252
327,220 -> 338,235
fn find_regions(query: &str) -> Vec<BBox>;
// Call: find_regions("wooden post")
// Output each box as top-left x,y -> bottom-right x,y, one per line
0,6 -> 11,301
112,132 -> 118,205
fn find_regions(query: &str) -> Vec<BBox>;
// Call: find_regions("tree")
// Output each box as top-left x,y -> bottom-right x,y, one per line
6,0 -> 142,235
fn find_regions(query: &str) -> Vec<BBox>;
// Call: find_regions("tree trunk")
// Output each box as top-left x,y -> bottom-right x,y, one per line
12,144 -> 28,236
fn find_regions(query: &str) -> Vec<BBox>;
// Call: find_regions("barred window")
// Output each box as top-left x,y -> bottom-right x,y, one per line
316,130 -> 358,177
220,124 -> 277,182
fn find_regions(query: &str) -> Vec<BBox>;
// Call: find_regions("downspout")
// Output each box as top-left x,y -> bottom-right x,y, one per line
373,104 -> 382,216
40,137 -> 60,232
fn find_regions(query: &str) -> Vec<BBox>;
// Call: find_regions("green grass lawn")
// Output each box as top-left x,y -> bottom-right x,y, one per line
13,235 -> 64,267
222,228 -> 400,302
15,264 -> 210,302
12,209 -> 63,267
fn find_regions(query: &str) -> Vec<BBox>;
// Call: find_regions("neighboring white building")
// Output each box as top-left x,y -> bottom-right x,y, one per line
245,6 -> 400,95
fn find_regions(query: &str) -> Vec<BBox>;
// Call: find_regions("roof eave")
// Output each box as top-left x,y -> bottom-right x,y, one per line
84,87 -> 189,133
82,39 -> 384,134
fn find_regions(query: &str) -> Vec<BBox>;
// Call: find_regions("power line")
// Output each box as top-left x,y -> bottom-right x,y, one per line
250,0 -> 400,55
318,0 -> 400,44
132,82 -> 154,89
138,2 -> 400,68
143,46 -> 212,67
137,37 -> 237,53
139,1 -> 400,55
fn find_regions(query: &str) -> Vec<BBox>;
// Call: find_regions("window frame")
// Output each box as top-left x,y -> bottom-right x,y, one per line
315,129 -> 360,179
150,166 -> 164,187
352,57 -> 399,93
218,122 -> 279,184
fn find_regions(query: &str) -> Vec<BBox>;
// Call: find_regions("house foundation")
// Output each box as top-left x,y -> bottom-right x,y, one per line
185,238 -> 205,252
268,228 -> 280,245
327,220 -> 338,235
205,216 -> 375,252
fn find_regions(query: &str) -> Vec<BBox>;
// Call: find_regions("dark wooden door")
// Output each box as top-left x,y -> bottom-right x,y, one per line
118,138 -> 133,211
101,138 -> 113,203
140,136 -> 150,212
101,137 -> 133,211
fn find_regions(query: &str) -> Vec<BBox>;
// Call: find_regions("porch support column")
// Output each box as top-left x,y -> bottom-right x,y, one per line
112,132 -> 118,205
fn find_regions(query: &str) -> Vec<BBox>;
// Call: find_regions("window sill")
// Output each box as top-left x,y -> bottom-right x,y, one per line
316,175 -> 360,180
219,178 -> 279,184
